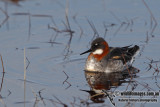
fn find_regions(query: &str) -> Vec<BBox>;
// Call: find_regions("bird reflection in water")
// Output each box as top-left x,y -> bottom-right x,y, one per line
81,67 -> 139,104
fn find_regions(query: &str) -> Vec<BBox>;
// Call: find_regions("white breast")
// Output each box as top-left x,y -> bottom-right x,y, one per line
85,59 -> 95,71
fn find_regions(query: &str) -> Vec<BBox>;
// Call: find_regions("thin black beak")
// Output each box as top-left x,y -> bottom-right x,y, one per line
80,49 -> 92,55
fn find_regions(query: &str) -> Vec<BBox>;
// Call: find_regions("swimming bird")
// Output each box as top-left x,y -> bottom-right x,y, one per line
80,37 -> 139,73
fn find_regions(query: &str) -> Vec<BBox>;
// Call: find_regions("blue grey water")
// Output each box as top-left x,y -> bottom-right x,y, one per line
0,0 -> 160,107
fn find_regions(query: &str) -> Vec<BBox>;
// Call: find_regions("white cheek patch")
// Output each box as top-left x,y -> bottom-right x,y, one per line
93,49 -> 103,55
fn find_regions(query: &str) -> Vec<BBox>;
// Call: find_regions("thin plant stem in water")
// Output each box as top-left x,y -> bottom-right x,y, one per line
24,48 -> 26,107
0,54 -> 5,92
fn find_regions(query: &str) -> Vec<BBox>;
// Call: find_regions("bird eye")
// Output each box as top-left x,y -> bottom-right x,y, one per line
94,43 -> 98,46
